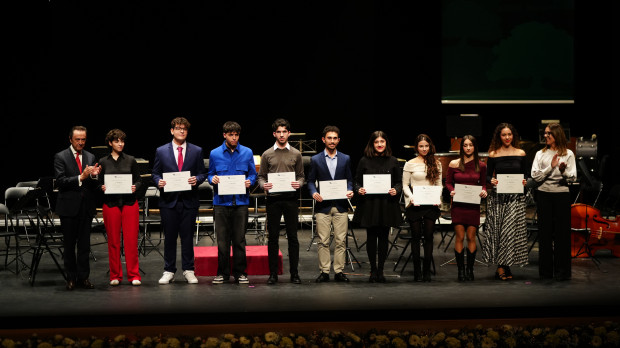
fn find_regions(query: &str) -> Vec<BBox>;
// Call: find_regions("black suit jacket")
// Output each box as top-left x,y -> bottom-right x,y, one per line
53,147 -> 98,217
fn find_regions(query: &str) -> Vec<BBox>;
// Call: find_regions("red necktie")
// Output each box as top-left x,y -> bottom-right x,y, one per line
177,146 -> 184,171
76,151 -> 83,173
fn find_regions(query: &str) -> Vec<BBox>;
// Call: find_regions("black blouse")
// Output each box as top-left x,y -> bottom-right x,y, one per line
98,152 -> 143,207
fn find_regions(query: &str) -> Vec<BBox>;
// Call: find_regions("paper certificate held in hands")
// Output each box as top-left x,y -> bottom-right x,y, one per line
411,186 -> 443,205
163,171 -> 192,192
267,172 -> 296,193
453,184 -> 482,205
319,179 -> 348,200
363,174 -> 391,194
104,174 -> 133,194
496,174 -> 524,194
217,175 -> 246,196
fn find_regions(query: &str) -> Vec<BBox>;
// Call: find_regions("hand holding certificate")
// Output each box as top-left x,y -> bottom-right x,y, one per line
318,179 -> 348,201
411,186 -> 443,205
162,171 -> 192,192
217,175 -> 246,195
104,174 -> 133,194
453,184 -> 482,204
496,174 -> 524,194
267,172 -> 296,193
363,174 -> 391,194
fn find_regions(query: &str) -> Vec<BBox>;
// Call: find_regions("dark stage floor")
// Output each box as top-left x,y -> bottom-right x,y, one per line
1,213 -> 619,336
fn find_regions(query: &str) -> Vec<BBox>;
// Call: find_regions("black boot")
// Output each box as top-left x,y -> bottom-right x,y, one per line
455,250 -> 465,282
466,249 -> 476,281
422,256 -> 432,282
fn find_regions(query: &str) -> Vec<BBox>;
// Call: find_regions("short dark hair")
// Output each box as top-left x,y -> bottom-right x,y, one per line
223,121 -> 242,134
105,129 -> 127,148
272,118 -> 290,132
322,125 -> 340,138
70,126 -> 87,139
170,117 -> 191,130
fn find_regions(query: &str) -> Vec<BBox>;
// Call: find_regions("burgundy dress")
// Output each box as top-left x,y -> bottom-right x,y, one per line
445,160 -> 487,226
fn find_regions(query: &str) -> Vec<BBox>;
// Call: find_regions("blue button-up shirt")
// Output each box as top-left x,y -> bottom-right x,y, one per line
207,141 -> 257,206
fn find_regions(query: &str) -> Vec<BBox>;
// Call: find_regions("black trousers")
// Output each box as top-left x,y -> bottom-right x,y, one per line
60,203 -> 93,281
266,197 -> 299,275
214,205 -> 248,278
536,191 -> 571,279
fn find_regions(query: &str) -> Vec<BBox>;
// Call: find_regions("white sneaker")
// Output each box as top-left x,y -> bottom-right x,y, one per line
212,275 -> 224,284
131,280 -> 142,286
159,271 -> 175,284
237,275 -> 249,284
183,270 -> 198,284
109,279 -> 120,286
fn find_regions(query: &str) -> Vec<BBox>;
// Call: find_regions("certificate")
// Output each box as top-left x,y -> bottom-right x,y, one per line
363,174 -> 391,194
163,171 -> 192,192
104,174 -> 132,194
268,172 -> 296,193
217,175 -> 246,195
496,174 -> 524,194
453,184 -> 482,205
412,186 -> 443,205
318,179 -> 348,201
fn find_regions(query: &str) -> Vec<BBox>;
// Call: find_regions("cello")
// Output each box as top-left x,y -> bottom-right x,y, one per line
571,203 -> 620,257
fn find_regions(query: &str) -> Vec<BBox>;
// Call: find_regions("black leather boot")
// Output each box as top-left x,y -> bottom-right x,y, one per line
466,249 -> 476,281
455,250 -> 465,282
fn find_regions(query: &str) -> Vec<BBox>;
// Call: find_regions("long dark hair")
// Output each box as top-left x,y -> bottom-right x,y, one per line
544,123 -> 569,156
363,130 -> 392,157
415,134 -> 440,183
488,123 -> 520,153
458,135 -> 480,173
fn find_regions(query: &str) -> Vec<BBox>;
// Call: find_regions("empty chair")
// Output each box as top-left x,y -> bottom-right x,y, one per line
0,203 -> 24,274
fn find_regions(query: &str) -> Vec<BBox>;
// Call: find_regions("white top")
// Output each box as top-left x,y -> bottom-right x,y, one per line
402,160 -> 442,203
531,148 -> 577,193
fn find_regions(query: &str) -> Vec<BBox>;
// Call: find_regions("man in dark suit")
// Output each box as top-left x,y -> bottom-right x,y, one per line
54,125 -> 101,290
307,125 -> 354,283
152,117 -> 207,284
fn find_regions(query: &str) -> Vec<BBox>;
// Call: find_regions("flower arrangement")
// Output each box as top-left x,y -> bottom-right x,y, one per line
1,321 -> 619,348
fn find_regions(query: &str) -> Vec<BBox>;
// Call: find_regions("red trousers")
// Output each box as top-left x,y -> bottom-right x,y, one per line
102,202 -> 140,281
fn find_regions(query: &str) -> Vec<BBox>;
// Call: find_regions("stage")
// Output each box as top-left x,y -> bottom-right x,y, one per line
1,209 -> 620,338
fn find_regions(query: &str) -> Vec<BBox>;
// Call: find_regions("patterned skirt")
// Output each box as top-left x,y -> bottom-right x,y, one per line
481,191 -> 529,266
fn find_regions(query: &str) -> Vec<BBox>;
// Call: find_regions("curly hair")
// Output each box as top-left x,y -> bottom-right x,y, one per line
488,123 -> 520,153
415,134 -> 440,183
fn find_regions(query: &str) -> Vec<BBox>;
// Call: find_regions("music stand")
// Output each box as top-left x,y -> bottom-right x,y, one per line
572,204 -> 601,268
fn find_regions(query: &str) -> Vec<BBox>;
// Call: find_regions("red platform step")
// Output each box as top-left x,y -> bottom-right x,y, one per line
194,245 -> 282,276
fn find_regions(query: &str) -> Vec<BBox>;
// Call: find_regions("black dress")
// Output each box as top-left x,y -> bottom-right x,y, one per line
352,156 -> 403,228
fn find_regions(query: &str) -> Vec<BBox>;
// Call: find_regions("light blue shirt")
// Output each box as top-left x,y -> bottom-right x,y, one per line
324,149 -> 338,180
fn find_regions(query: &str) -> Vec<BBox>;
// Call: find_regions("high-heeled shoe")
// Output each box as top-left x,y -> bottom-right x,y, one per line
376,270 -> 386,283
369,271 -> 377,283
495,267 -> 508,281
504,265 -> 513,279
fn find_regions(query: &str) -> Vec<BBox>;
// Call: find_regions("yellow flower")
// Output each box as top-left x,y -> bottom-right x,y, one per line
408,335 -> 421,347
295,336 -> 307,346
554,328 -> 569,337
531,328 -> 542,336
205,337 -> 220,348
2,339 -> 15,348
420,335 -> 429,347
265,332 -> 279,343
607,331 -> 620,345
166,337 -> 181,348
374,335 -> 389,345
431,332 -> 445,343
444,337 -> 460,348
486,330 -> 499,341
239,336 -> 251,346
220,342 -> 232,348
594,326 -> 607,336
279,337 -> 293,348
591,335 -> 602,347
391,337 -> 406,348
387,330 -> 399,337
141,337 -> 153,346
480,336 -> 496,348
90,339 -> 104,348
448,329 -> 460,336
346,332 -> 361,343
223,334 -> 236,341
36,343 -> 52,348
503,337 -> 516,348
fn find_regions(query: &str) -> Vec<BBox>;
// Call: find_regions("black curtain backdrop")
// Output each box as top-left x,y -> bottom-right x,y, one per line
3,1 -> 618,198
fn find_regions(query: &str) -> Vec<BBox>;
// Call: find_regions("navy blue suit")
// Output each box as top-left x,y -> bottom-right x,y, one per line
152,142 -> 207,273
307,151 -> 353,214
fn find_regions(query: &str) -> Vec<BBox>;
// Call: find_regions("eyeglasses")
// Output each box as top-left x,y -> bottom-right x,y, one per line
174,127 -> 188,132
